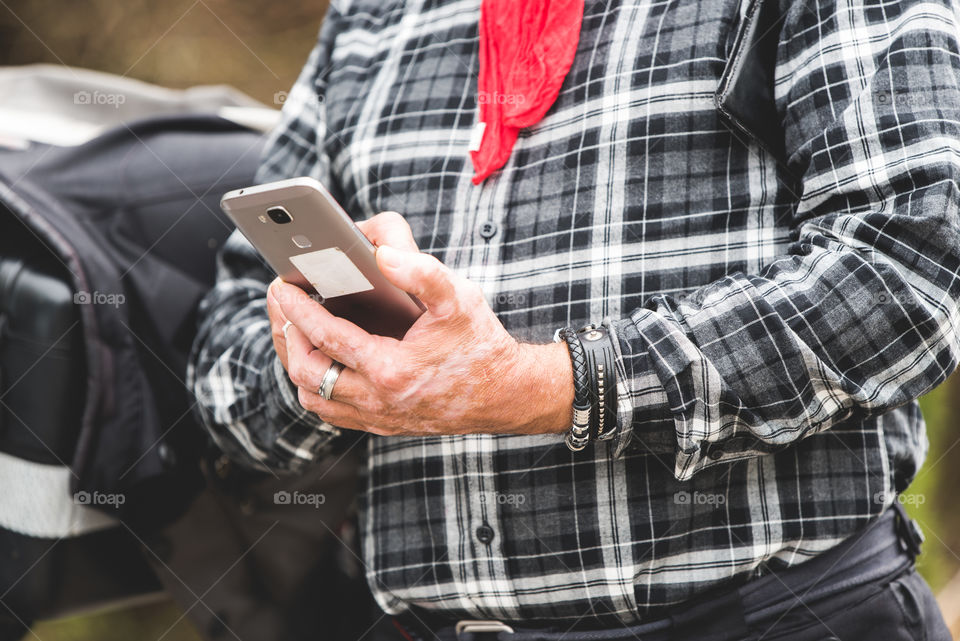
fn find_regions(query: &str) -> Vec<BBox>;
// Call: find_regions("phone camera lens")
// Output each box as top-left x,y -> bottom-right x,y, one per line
267,206 -> 293,224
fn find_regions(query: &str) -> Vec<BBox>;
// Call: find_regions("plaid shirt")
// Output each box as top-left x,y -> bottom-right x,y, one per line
188,0 -> 960,626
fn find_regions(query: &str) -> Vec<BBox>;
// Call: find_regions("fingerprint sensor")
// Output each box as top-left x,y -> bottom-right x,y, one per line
291,234 -> 312,248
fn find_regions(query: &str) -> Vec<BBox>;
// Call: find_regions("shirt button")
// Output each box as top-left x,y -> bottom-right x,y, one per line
475,524 -> 495,544
708,446 -> 724,460
479,221 -> 497,239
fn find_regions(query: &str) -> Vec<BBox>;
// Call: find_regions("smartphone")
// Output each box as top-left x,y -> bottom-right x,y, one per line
220,177 -> 426,339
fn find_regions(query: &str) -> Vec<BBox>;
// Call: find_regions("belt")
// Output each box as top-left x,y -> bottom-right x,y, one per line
394,502 -> 924,641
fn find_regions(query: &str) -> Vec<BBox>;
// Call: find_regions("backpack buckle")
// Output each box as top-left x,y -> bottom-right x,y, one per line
892,499 -> 924,558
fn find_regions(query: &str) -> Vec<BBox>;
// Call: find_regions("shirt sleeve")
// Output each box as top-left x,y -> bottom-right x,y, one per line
187,4 -> 347,474
606,0 -> 960,481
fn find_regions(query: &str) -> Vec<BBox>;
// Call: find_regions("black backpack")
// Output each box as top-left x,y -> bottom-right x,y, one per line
0,114 -> 264,526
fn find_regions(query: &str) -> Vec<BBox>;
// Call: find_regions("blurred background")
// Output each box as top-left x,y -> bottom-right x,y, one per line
1,0 -> 958,639
0,0 -> 328,106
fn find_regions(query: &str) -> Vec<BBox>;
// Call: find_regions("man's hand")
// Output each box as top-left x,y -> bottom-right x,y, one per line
266,211 -> 417,371
265,211 -> 574,437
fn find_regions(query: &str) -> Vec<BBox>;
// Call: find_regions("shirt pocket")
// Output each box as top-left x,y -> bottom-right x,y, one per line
715,0 -> 797,176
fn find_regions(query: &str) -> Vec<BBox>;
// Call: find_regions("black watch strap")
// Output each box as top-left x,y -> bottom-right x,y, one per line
577,324 -> 617,441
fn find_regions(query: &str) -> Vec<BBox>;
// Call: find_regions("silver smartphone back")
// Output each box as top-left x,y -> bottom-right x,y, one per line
220,177 -> 425,339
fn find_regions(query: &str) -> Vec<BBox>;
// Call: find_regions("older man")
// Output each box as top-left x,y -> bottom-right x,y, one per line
189,0 -> 959,638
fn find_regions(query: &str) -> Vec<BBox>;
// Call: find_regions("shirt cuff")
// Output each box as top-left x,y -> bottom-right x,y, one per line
262,352 -> 342,467
607,311 -> 683,464
600,317 -> 636,454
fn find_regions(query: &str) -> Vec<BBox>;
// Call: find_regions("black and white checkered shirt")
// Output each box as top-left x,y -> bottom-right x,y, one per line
188,0 -> 960,626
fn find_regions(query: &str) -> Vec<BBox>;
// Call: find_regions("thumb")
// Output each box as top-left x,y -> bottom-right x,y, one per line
376,245 -> 457,312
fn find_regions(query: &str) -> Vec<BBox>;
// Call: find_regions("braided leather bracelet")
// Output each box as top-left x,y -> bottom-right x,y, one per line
556,327 -> 591,451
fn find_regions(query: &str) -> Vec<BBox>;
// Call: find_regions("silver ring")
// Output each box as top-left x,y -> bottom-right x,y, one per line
281,320 -> 293,340
318,361 -> 345,401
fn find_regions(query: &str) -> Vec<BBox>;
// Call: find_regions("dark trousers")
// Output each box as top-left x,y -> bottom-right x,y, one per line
394,503 -> 951,641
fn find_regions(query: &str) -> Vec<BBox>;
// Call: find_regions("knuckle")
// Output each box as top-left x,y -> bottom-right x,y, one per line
415,254 -> 446,286
373,367 -> 401,391
288,361 -> 308,387
368,355 -> 404,392
307,327 -> 330,353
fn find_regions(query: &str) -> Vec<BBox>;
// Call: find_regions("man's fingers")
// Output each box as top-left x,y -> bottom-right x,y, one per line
274,280 -> 390,377
375,245 -> 458,314
284,322 -> 368,406
356,211 -> 419,252
297,387 -> 396,436
267,279 -> 290,368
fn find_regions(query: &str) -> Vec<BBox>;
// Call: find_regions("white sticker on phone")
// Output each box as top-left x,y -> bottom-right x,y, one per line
289,247 -> 374,299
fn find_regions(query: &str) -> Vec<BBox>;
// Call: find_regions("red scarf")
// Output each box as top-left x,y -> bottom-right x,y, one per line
470,0 -> 585,184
